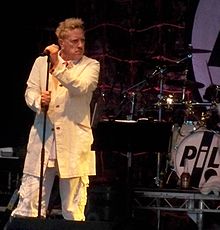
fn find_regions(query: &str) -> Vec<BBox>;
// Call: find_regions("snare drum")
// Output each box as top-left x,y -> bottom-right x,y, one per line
175,129 -> 220,188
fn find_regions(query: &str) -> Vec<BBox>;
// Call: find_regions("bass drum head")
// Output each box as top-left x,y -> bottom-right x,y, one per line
175,129 -> 220,188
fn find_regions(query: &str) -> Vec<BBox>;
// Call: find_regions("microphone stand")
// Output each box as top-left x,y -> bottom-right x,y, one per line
38,55 -> 50,218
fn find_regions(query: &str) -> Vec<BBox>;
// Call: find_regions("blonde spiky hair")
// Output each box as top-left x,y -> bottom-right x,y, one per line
55,18 -> 84,39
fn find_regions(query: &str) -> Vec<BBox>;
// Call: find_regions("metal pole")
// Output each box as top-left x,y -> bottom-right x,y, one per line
38,55 -> 50,218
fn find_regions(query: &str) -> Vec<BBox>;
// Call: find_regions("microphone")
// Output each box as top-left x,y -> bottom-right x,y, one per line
40,49 -> 50,56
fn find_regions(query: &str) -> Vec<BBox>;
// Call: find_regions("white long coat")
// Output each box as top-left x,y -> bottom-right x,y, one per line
23,55 -> 100,178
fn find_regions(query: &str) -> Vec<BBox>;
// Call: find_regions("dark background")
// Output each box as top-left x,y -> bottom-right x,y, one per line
2,1 -> 220,229
1,0 -> 199,149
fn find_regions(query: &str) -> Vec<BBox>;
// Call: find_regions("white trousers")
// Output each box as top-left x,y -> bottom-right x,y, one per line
11,166 -> 89,221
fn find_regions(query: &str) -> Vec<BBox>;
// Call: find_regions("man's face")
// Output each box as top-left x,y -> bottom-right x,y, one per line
60,28 -> 85,61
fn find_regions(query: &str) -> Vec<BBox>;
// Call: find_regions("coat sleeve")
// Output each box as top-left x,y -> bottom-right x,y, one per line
52,56 -> 100,96
25,57 -> 49,113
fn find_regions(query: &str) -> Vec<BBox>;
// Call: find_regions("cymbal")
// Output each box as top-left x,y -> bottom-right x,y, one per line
191,48 -> 212,53
166,79 -> 205,89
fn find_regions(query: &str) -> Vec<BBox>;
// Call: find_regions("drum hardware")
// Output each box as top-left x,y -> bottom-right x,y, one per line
187,101 -> 218,129
181,101 -> 218,129
199,106 -> 218,126
152,65 -> 169,187
153,100 -> 213,112
182,85 -> 187,101
153,95 -> 176,111
165,94 -> 174,109
183,101 -> 207,125
200,112 -> 209,127
179,120 -> 199,137
188,102 -> 213,107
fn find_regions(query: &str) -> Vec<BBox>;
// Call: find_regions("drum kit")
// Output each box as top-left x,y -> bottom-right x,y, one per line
96,48 -> 220,189
144,65 -> 220,189
137,65 -> 220,188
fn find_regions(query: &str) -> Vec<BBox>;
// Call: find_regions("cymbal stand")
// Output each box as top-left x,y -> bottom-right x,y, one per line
120,67 -> 165,186
122,91 -> 137,121
125,92 -> 136,219
119,70 -> 165,219
175,50 -> 192,102
117,86 -> 139,220
154,66 -> 167,230
157,74 -> 164,122
154,66 -> 167,187
182,86 -> 186,101
181,67 -> 189,102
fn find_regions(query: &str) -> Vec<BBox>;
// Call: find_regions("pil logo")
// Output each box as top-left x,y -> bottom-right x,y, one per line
175,130 -> 220,188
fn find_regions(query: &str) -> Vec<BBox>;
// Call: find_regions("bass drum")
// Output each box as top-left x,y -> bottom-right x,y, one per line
170,121 -> 199,167
175,128 -> 220,188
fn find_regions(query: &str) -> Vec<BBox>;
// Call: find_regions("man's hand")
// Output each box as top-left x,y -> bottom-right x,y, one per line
41,91 -> 51,111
